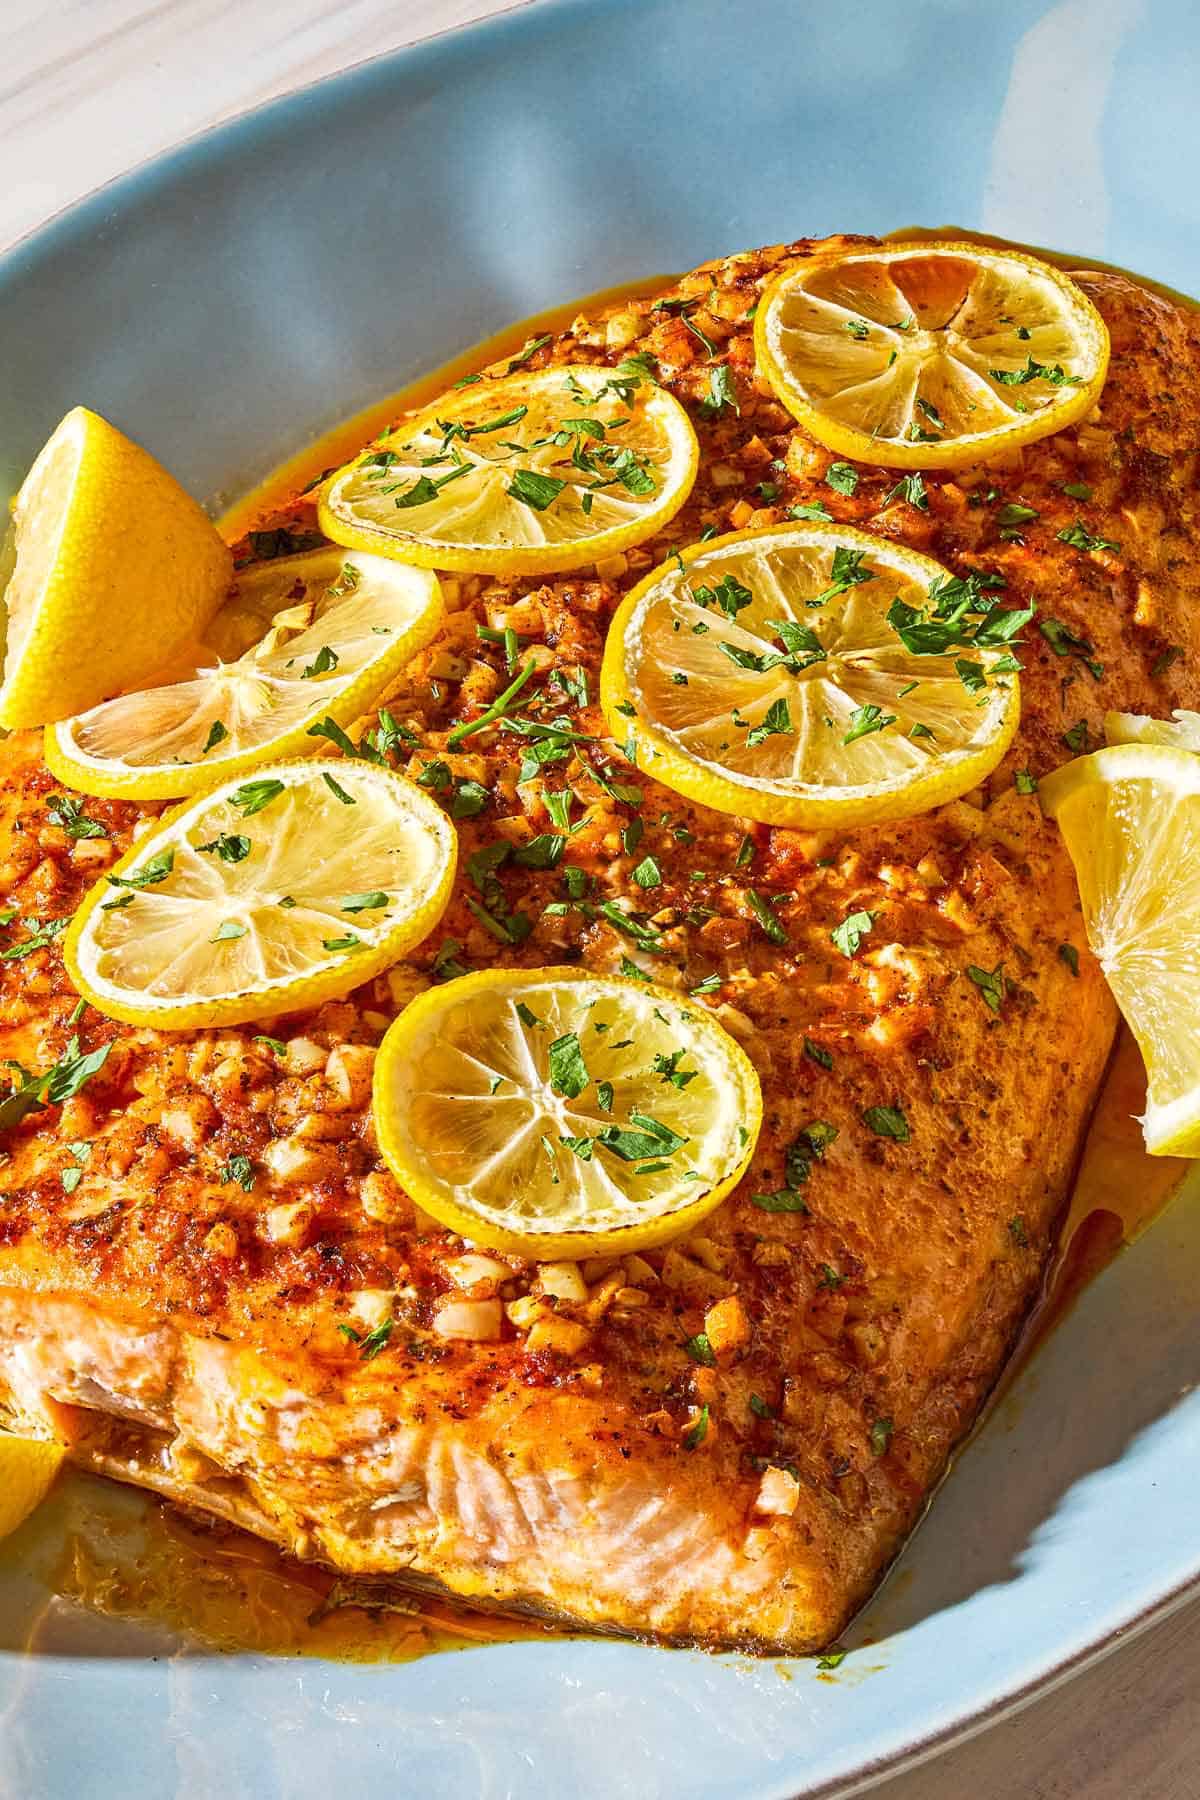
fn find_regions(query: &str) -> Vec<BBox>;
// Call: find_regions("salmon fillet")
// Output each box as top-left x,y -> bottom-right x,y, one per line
1,236 -> 1198,1653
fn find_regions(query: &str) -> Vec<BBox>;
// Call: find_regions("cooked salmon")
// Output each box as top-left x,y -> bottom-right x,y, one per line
1,236 -> 1198,1653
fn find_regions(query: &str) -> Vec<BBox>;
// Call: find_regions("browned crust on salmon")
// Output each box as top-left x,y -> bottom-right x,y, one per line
1,236 -> 1198,1651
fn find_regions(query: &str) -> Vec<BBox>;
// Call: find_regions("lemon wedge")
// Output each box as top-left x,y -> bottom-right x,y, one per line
600,523 -> 1022,829
1041,742 -> 1200,1155
755,242 -> 1109,469
319,364 -> 698,576
0,407 -> 232,729
66,759 -> 456,1029
1105,708 -> 1200,751
44,548 -> 442,800
0,1433 -> 65,1539
372,967 -> 761,1258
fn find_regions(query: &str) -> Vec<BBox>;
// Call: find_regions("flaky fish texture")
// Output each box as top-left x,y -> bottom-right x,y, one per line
2,237 -> 1198,1651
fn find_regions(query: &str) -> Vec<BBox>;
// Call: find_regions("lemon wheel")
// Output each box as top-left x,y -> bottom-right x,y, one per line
372,967 -> 762,1258
45,548 -> 443,800
0,1434 -> 65,1539
1041,743 -> 1200,1155
319,364 -> 698,576
600,523 -> 1022,829
66,759 -> 457,1029
0,407 -> 232,729
754,242 -> 1109,468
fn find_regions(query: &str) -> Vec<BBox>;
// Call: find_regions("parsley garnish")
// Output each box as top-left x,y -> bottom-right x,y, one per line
547,1031 -> 589,1100
746,889 -> 788,945
199,833 -> 251,864
218,1153 -> 255,1191
1058,942 -> 1080,978
302,645 -> 340,679
862,1104 -> 909,1141
107,849 -> 175,892
989,355 -> 1080,387
831,910 -> 874,958
231,778 -> 285,816
1057,520 -> 1120,554
46,794 -> 106,840
507,468 -> 567,511
683,1405 -> 710,1450
825,462 -> 859,496
0,1036 -> 111,1134
843,703 -> 896,745
699,365 -> 739,418
966,962 -> 1007,1014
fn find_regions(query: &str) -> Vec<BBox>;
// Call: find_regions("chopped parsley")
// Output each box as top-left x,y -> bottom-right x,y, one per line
1058,942 -> 1080,978
0,1035 -> 111,1134
46,794 -> 106,840
507,468 -> 567,511
683,1405 -> 710,1450
700,365 -> 739,418
745,888 -> 788,945
547,1031 -> 589,1100
831,909 -> 874,958
989,355 -> 1080,387
966,961 -> 1007,1015
862,1104 -> 909,1142
107,849 -> 175,892
218,1153 -> 255,1191
301,645 -> 340,679
825,461 -> 859,496
231,777 -> 285,816
1057,520 -> 1120,554
199,832 -> 251,864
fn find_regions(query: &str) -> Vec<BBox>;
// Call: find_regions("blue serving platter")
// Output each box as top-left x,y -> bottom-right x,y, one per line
1,1 -> 1198,1793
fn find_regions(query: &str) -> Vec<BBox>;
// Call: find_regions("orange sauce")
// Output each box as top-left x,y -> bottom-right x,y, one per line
1015,1027 -> 1189,1362
4,1466 -> 553,1662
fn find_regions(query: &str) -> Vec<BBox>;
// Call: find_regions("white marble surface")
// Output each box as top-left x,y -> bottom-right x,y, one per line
7,4 -> 1199,1797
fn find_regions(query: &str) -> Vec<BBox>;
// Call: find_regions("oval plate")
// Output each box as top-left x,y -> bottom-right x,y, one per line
1,1 -> 1198,1794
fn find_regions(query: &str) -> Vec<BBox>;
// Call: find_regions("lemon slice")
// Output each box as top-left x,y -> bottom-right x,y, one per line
0,1433 -> 65,1538
1041,743 -> 1200,1155
372,967 -> 762,1258
318,365 -> 698,576
1105,708 -> 1200,751
66,759 -> 456,1029
600,523 -> 1022,829
45,548 -> 442,800
754,242 -> 1109,469
0,407 -> 232,730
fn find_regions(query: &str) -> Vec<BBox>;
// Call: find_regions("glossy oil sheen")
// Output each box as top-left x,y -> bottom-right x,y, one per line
1,1 -> 1198,1795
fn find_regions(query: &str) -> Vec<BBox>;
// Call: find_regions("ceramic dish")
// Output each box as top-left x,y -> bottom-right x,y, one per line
1,0 -> 1198,1794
